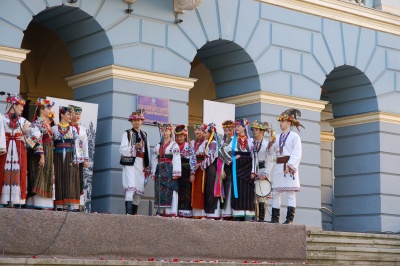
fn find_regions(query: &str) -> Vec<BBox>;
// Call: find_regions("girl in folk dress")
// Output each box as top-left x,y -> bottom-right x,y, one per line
220,118 -> 257,221
175,124 -> 197,217
219,120 -> 234,219
201,123 -> 221,219
28,98 -> 55,209
52,106 -> 80,211
151,123 -> 181,216
189,124 -> 207,218
0,95 -> 40,206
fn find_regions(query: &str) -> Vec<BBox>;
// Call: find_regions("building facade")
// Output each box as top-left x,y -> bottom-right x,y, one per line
0,0 -> 399,233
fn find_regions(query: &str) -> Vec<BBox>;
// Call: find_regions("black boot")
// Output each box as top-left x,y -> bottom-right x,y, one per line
132,204 -> 138,215
283,206 -> 295,224
269,208 -> 280,223
258,203 -> 265,222
125,201 -> 133,215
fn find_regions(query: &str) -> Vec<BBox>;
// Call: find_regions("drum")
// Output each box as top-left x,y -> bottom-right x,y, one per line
254,179 -> 272,197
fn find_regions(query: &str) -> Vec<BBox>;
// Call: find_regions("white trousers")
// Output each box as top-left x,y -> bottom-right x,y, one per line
125,191 -> 141,205
272,190 -> 296,208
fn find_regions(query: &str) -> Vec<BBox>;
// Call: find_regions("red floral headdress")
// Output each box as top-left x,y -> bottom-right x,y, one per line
174,124 -> 188,135
222,120 -> 234,129
128,109 -> 145,121
6,94 -> 25,106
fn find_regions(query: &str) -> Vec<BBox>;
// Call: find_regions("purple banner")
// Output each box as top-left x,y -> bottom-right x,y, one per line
137,95 -> 169,125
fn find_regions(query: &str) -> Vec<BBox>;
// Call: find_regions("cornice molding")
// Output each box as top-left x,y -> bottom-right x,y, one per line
258,0 -> 400,36
218,91 -> 328,112
65,65 -> 197,91
321,131 -> 335,142
0,46 -> 30,63
328,111 -> 400,128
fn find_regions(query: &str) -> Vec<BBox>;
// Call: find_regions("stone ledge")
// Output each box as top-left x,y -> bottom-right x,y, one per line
0,209 -> 306,263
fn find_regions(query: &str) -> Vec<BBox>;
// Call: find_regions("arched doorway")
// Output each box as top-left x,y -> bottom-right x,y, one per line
320,65 -> 378,232
189,39 -> 260,126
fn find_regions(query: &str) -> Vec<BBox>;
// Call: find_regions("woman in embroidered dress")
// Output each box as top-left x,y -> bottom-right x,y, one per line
69,105 -> 89,211
268,109 -> 303,224
220,120 -> 234,220
28,98 -> 55,209
151,123 -> 181,216
251,120 -> 274,221
0,95 -> 40,206
220,118 -> 256,221
52,106 -> 79,211
189,124 -> 207,218
175,124 -> 197,218
201,123 -> 221,219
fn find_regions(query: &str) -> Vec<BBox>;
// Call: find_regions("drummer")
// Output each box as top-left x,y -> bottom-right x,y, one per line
251,120 -> 275,222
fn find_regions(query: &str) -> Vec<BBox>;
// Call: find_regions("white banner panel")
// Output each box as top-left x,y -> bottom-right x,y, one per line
203,100 -> 235,133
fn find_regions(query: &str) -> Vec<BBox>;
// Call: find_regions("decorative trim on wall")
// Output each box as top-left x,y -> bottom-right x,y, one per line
66,65 -> 197,91
218,91 -> 328,112
321,131 -> 335,142
258,0 -> 400,36
174,0 -> 204,13
328,111 -> 400,128
0,46 -> 30,63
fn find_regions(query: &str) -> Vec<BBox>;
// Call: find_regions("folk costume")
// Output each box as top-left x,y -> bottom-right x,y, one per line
120,110 -> 150,214
189,124 -> 207,218
220,120 -> 234,219
52,106 -> 80,211
151,123 -> 181,216
251,120 -> 274,221
69,105 -> 89,211
28,98 -> 55,209
0,95 -> 41,206
220,118 -> 257,220
201,123 -> 221,218
175,125 -> 197,217
269,109 -> 304,224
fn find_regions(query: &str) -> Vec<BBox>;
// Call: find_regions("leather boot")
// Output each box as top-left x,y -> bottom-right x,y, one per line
269,208 -> 280,223
132,204 -> 138,215
125,201 -> 133,215
258,203 -> 265,222
283,206 -> 296,224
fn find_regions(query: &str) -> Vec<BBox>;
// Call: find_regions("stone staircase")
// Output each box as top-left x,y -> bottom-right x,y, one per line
306,230 -> 400,265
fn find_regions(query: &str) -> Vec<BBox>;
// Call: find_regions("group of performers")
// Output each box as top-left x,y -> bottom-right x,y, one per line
0,94 -> 89,212
120,108 -> 304,224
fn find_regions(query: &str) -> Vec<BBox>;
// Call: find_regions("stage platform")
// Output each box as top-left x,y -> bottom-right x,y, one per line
0,209 -> 306,264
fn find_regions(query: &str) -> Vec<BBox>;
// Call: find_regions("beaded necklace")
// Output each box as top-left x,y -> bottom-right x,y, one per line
58,122 -> 70,137
279,131 -> 291,155
238,135 -> 248,151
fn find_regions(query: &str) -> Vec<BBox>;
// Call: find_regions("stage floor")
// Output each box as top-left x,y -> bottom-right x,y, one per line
0,209 -> 306,263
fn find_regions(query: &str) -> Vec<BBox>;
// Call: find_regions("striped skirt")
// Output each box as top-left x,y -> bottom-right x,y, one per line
54,151 -> 81,210
231,156 -> 255,211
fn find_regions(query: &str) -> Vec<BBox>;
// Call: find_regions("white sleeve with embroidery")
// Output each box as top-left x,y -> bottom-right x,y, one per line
171,142 -> 182,177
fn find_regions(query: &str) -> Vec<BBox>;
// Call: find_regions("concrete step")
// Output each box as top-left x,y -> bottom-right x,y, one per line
307,246 -> 400,256
307,254 -> 400,265
306,230 -> 400,265
307,237 -> 400,248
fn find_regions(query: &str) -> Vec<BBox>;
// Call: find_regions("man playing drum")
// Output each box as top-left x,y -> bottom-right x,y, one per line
251,121 -> 274,222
